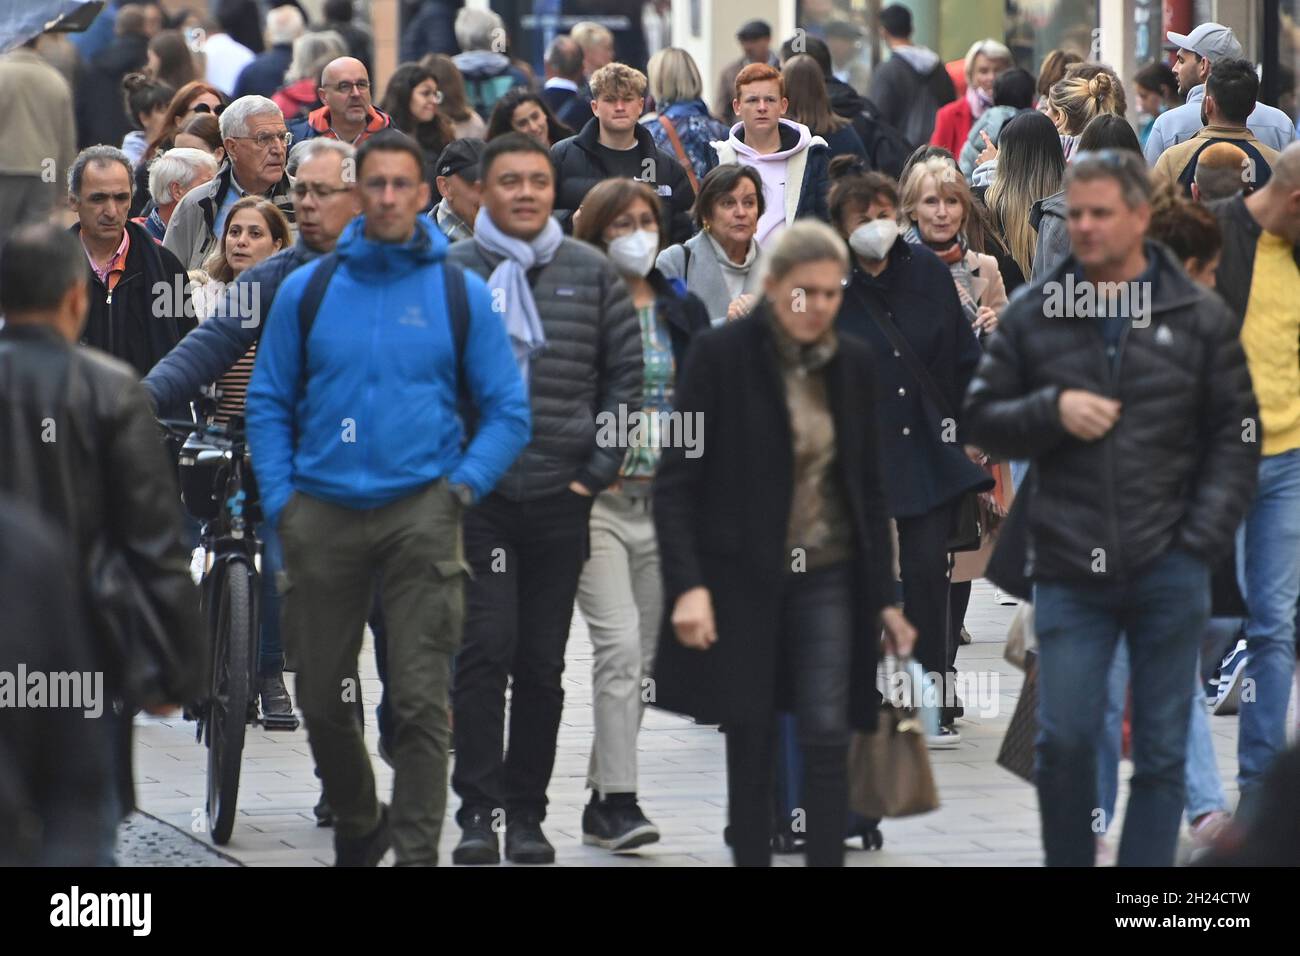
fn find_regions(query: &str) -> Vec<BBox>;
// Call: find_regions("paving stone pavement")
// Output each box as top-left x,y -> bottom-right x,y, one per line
132,580 -> 1253,866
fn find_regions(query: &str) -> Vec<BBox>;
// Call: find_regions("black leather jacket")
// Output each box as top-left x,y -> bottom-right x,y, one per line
0,325 -> 203,701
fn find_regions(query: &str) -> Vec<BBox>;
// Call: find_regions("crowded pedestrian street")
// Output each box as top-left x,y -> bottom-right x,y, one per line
2,2 -> 1299,914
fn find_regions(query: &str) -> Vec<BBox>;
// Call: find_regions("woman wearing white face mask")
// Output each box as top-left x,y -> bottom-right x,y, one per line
570,179 -> 710,852
828,156 -> 993,748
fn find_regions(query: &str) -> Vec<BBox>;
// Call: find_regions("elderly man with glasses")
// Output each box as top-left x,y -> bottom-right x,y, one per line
163,95 -> 298,271
288,56 -> 393,147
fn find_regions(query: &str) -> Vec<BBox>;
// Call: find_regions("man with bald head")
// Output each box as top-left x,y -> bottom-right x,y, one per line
288,56 -> 393,146
1207,142 -> 1300,821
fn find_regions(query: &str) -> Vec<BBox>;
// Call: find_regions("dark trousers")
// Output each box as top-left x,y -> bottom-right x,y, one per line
279,481 -> 465,864
452,489 -> 593,823
726,562 -> 854,867
896,502 -> 956,718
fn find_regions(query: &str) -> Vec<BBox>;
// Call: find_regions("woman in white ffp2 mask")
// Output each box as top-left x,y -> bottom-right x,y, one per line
827,157 -> 995,751
568,178 -> 710,852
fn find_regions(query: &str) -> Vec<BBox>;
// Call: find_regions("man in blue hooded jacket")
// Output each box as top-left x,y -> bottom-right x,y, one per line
246,129 -> 530,866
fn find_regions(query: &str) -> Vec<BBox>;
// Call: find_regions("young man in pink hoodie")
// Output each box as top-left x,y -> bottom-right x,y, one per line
712,63 -> 830,245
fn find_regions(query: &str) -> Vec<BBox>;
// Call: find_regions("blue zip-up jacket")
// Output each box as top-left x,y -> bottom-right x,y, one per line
245,217 -> 531,525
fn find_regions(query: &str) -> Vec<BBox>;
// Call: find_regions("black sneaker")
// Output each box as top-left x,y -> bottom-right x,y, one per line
314,792 -> 334,828
582,794 -> 660,852
259,673 -> 299,730
505,812 -> 555,864
452,809 -> 500,865
334,804 -> 390,866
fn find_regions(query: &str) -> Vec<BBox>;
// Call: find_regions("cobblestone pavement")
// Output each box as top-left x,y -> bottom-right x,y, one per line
116,812 -> 239,866
132,581 -> 1251,866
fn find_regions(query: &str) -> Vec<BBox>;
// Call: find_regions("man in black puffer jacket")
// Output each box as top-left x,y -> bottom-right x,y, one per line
965,150 -> 1259,868
550,63 -> 695,244
446,133 -> 642,866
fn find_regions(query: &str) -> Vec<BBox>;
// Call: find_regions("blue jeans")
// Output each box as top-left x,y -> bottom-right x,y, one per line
1033,548 -> 1210,866
259,523 -> 285,677
1098,641 -> 1226,829
1235,448 -> 1300,804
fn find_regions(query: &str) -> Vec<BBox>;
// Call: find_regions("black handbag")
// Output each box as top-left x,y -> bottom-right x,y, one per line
870,308 -> 986,553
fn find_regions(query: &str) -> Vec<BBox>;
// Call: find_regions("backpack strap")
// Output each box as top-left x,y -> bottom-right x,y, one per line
1177,136 -> 1273,196
443,261 -> 469,395
657,114 -> 701,194
297,252 -> 340,384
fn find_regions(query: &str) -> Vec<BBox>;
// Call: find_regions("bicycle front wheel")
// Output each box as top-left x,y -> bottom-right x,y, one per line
207,561 -> 253,845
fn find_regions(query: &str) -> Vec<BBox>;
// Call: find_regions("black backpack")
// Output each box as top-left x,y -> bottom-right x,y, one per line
851,106 -> 913,180
1176,136 -> 1273,197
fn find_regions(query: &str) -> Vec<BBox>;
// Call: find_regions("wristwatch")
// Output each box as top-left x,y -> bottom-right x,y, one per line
449,482 -> 475,508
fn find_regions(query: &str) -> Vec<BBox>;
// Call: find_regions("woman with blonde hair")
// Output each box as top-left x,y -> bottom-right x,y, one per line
1045,63 -> 1127,161
640,47 -> 729,186
930,39 -> 1013,155
983,110 -> 1066,278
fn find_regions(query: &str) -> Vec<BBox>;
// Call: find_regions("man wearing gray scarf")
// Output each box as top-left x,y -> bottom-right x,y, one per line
445,134 -> 644,865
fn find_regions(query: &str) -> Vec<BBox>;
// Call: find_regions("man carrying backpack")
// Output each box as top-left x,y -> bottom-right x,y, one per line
867,3 -> 955,149
245,130 -> 531,866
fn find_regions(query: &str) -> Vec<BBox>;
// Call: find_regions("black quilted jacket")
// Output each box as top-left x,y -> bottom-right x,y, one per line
964,240 -> 1260,582
446,236 -> 643,501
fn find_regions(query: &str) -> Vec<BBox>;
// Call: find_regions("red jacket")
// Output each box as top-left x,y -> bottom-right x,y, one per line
930,95 -> 973,156
273,78 -> 319,122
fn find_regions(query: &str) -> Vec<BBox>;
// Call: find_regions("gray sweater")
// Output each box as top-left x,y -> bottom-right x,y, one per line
446,236 -> 643,501
656,230 -> 761,326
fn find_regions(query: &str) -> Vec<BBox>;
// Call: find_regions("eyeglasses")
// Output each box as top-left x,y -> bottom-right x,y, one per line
190,102 -> 225,116
291,182 -> 353,200
326,80 -> 371,95
361,177 -> 419,195
231,130 -> 294,150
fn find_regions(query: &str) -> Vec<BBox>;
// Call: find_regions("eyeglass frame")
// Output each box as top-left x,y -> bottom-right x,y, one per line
323,80 -> 372,95
228,129 -> 295,150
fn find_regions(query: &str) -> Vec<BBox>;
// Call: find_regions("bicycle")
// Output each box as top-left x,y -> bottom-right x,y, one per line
160,412 -> 298,845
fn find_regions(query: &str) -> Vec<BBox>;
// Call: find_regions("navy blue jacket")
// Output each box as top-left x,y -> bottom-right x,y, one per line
835,237 -> 991,518
233,43 -> 293,99
141,241 -> 322,413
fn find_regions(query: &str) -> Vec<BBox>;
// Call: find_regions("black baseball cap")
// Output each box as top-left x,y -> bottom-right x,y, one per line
736,19 -> 771,42
435,138 -> 486,182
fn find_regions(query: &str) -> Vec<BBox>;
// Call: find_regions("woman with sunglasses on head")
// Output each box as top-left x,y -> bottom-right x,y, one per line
486,88 -> 573,149
422,53 -> 488,140
570,178 -> 709,852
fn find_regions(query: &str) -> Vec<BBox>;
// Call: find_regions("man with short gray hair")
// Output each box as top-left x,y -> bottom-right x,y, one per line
163,95 -> 296,270
541,35 -> 590,131
67,145 -> 193,379
133,148 -> 219,242
451,7 -> 530,118
965,149 -> 1259,866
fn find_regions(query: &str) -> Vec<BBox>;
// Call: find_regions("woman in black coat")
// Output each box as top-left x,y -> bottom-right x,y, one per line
652,220 -> 916,867
826,162 -> 994,745
571,179 -> 710,852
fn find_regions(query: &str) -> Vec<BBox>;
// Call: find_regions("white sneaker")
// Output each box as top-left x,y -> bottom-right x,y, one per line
926,725 -> 962,749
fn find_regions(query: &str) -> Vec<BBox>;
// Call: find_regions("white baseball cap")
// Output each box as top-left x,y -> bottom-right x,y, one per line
1166,23 -> 1244,64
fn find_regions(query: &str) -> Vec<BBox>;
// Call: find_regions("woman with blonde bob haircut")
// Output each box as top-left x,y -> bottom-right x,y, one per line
641,48 -> 728,185
652,218 -> 916,867
898,157 -> 1006,334
931,39 -> 1013,155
